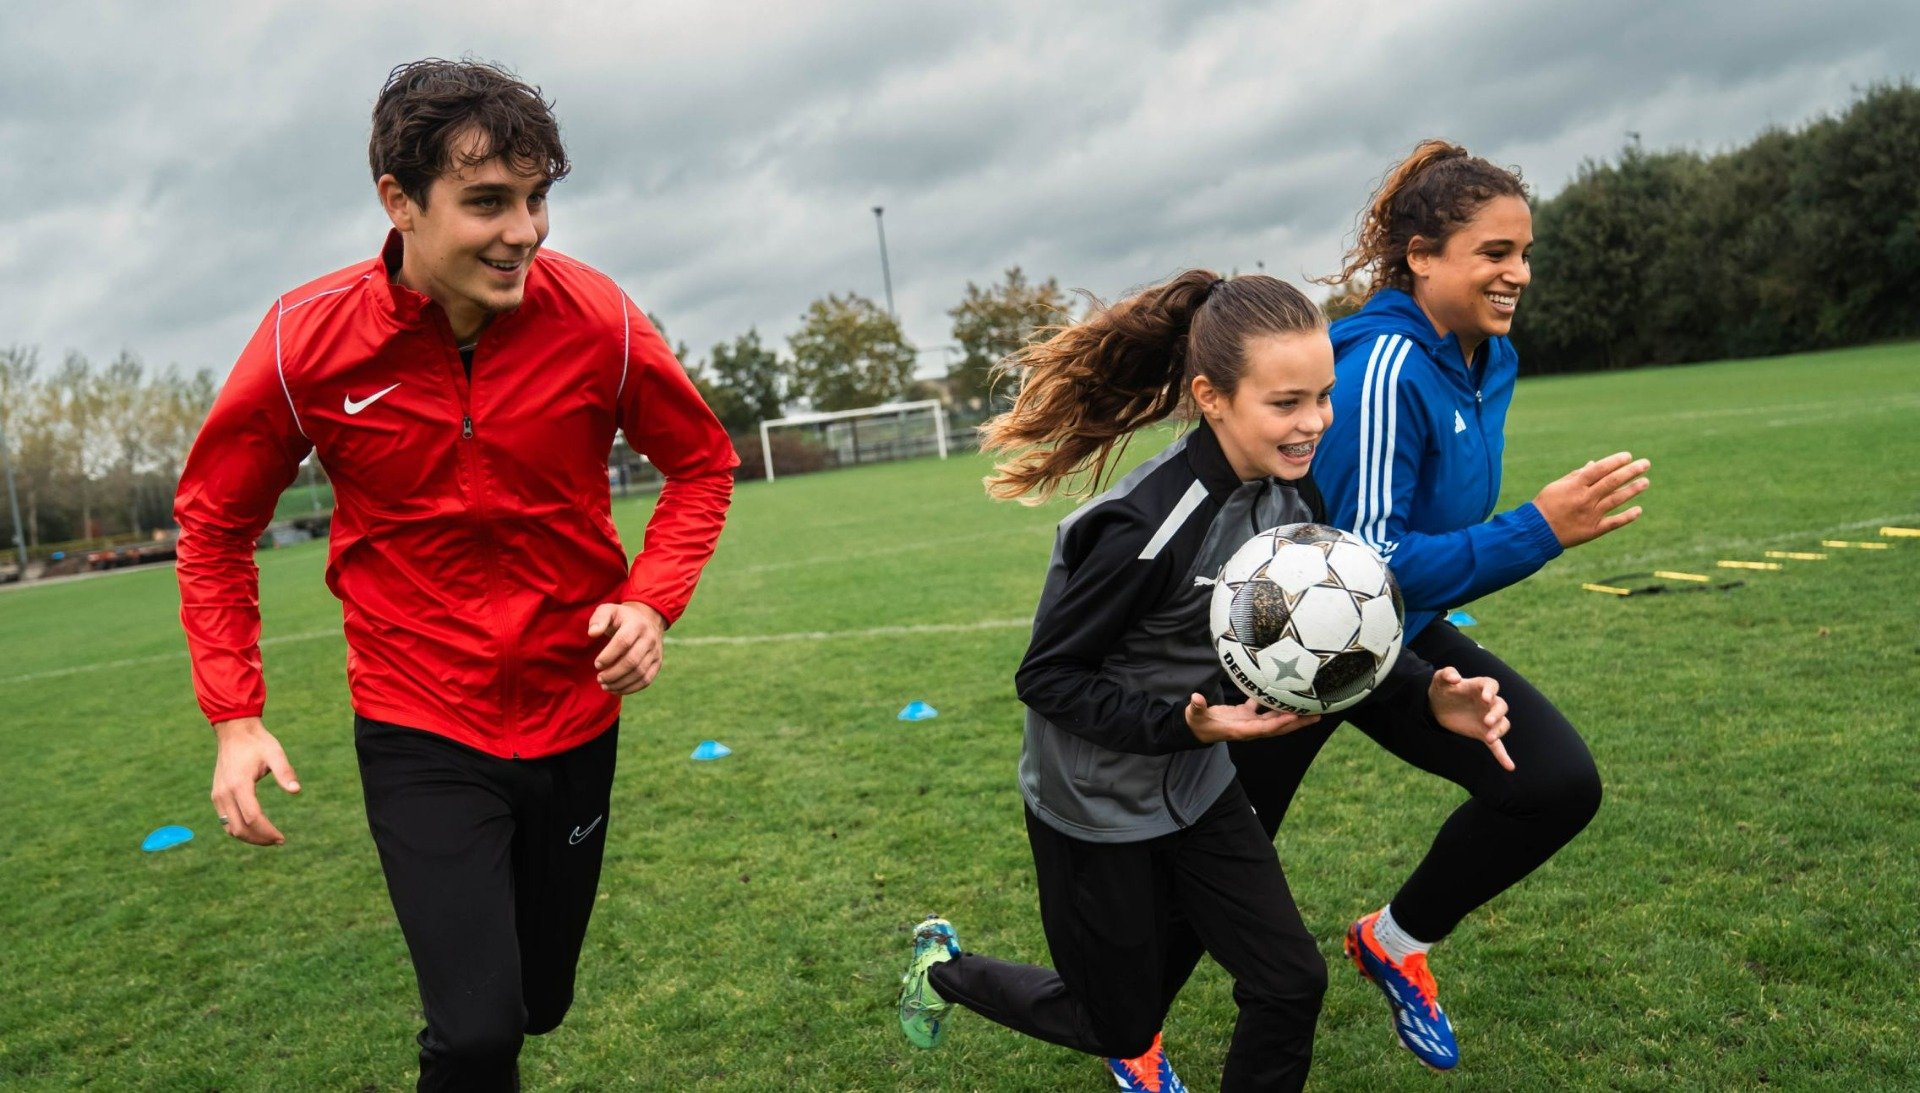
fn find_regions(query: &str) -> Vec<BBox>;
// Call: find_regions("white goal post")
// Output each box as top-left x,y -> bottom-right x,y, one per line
757,399 -> 950,482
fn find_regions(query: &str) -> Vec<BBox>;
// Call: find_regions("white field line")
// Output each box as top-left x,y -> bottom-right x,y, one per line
0,617 -> 1033,689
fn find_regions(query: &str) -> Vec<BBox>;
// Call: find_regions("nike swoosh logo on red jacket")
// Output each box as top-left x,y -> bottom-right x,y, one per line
174,231 -> 738,758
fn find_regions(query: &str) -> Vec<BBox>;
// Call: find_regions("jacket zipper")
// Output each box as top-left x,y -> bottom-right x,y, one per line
1463,342 -> 1497,518
440,321 -> 521,752
1477,387 -> 1495,516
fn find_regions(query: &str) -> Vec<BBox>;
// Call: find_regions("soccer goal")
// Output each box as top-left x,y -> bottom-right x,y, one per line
757,399 -> 950,481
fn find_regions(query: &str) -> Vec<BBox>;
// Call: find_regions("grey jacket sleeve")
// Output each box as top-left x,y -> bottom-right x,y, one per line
1014,506 -> 1211,756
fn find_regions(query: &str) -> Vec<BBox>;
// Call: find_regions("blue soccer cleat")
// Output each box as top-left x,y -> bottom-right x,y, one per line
1345,911 -> 1460,1070
1105,1031 -> 1190,1092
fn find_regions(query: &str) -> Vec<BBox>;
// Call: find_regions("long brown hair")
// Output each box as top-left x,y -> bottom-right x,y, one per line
980,270 -> 1322,504
1322,140 -> 1526,298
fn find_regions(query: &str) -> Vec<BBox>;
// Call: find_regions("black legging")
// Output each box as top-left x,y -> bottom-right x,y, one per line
1157,620 -> 1602,1002
1232,620 -> 1603,940
929,782 -> 1328,1092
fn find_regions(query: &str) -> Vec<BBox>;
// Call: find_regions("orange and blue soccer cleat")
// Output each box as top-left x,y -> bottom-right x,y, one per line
1104,1031 -> 1190,1093
1345,911 -> 1459,1070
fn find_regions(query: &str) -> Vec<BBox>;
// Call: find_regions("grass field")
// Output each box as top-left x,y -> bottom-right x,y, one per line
2,342 -> 1918,1090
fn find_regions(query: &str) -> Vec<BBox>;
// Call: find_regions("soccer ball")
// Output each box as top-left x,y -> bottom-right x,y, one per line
1209,523 -> 1405,715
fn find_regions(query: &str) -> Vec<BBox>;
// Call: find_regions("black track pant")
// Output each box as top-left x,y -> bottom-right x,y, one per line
1232,620 -> 1603,941
928,781 -> 1329,1093
355,716 -> 618,1093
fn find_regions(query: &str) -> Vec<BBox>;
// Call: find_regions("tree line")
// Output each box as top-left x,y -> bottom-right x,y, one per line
0,347 -> 216,552
664,264 -> 1070,437
4,82 -> 1912,547
0,271 -> 1070,550
1511,82 -> 1920,373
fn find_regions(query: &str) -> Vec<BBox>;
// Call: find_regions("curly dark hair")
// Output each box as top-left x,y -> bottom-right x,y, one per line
1321,140 -> 1527,298
369,58 -> 571,207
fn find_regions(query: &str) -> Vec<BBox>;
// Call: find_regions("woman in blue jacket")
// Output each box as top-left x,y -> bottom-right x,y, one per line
1220,141 -> 1653,1071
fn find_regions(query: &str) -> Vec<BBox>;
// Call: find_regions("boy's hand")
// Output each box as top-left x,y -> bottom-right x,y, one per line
589,601 -> 667,694
210,717 -> 302,845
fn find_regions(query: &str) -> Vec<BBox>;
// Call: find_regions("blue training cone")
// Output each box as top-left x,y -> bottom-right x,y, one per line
141,825 -> 194,852
1445,610 -> 1478,627
897,701 -> 938,722
691,740 -> 732,761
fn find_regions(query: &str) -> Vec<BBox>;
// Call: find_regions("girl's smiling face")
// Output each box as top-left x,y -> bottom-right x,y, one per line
1194,330 -> 1335,482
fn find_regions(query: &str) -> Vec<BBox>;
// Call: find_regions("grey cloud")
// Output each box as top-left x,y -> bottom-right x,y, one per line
1,0 -> 1915,378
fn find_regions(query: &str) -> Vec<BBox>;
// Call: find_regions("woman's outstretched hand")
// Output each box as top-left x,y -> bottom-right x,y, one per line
1534,451 -> 1650,549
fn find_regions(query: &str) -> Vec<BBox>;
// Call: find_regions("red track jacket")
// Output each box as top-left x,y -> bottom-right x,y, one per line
175,233 -> 737,758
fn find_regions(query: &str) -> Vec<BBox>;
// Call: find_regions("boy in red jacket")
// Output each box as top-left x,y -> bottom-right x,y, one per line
173,59 -> 737,1090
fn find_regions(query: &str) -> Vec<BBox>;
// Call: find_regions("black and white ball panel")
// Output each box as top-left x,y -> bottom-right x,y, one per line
1210,522 -> 1406,714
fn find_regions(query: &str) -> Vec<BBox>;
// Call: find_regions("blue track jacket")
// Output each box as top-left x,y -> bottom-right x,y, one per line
1313,288 -> 1563,641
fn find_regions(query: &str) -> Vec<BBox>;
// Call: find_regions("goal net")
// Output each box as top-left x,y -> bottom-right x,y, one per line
756,399 -> 950,481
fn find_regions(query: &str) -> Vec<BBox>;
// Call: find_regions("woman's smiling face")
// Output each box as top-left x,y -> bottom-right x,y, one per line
1408,194 -> 1533,360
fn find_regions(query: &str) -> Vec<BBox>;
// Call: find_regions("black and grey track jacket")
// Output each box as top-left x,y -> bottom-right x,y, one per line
1016,421 -> 1429,843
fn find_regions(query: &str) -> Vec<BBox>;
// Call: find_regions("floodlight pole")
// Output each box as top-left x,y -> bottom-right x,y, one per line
872,206 -> 896,319
0,413 -> 26,570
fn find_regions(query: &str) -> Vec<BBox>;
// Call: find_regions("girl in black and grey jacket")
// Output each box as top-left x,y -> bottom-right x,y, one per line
893,271 -> 1515,1093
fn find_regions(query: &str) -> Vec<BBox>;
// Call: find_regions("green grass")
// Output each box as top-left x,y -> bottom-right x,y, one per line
2,342 -> 1917,1090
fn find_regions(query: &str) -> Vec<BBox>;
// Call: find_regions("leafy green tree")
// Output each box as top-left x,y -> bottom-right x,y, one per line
644,310 -> 729,423
787,293 -> 916,411
0,346 -> 39,550
98,351 -> 153,535
1788,83 -> 1920,347
1519,145 -> 1700,372
1515,81 -> 1920,372
645,312 -> 696,372
49,352 -> 108,538
704,329 -> 785,432
151,365 -> 217,517
946,267 -> 1069,408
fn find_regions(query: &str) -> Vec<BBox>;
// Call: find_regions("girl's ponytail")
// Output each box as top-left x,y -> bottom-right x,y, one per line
981,270 -> 1320,503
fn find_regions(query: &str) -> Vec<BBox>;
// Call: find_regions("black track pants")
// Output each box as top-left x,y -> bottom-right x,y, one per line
355,716 -> 618,1093
1231,620 -> 1603,940
928,782 -> 1329,1093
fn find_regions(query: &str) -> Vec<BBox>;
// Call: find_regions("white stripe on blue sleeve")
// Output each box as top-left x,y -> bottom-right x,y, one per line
1358,334 -> 1411,559
1375,337 -> 1412,558
1356,334 -> 1391,552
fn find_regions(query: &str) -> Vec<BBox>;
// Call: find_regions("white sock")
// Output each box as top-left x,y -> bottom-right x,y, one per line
1371,904 -> 1434,964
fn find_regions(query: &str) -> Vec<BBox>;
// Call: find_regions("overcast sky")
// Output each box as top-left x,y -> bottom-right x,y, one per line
3,0 -> 1915,382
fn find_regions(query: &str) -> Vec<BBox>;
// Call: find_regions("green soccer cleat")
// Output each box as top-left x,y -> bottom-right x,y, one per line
898,914 -> 961,1049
